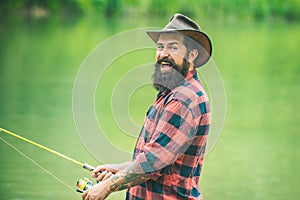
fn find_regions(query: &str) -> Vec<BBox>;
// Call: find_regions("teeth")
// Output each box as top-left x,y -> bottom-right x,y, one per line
161,61 -> 169,65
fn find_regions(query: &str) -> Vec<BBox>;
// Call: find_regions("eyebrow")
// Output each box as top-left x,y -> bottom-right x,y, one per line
157,42 -> 179,45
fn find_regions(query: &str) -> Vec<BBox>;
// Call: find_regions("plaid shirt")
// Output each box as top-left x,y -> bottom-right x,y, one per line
126,69 -> 210,200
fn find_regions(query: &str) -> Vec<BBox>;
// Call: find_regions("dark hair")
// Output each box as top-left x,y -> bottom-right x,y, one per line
183,35 -> 204,66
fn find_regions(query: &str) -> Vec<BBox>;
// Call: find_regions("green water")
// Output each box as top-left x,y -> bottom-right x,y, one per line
0,16 -> 299,199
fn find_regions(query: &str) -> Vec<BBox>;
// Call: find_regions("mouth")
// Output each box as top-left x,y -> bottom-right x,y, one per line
159,61 -> 172,71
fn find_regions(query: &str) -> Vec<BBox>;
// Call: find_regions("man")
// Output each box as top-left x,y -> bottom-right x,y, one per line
82,13 -> 212,200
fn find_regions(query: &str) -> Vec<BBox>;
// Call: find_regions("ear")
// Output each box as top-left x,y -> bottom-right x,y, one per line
188,49 -> 198,64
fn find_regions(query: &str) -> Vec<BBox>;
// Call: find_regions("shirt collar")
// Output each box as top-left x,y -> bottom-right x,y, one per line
185,69 -> 197,81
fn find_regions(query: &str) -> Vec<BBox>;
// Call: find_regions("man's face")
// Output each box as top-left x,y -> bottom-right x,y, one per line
152,32 -> 191,93
155,32 -> 188,72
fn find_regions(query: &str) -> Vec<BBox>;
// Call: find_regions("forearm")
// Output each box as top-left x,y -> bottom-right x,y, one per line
103,161 -> 150,192
109,169 -> 150,191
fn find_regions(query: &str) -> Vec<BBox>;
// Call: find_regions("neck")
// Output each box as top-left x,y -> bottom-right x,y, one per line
188,63 -> 195,71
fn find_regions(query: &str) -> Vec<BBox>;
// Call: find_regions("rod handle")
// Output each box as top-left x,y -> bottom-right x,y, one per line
83,163 -> 95,172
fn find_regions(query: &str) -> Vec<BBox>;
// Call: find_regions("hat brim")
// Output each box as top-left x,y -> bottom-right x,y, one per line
147,29 -> 212,67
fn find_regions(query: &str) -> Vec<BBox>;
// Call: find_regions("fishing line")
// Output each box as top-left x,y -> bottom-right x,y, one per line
0,136 -> 74,191
0,128 -> 95,171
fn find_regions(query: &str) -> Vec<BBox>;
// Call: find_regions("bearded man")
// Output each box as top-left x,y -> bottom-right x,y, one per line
82,13 -> 212,200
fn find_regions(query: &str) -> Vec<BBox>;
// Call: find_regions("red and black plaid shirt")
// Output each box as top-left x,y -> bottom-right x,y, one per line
126,69 -> 210,200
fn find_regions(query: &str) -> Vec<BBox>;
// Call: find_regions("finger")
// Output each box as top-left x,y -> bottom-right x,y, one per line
93,171 -> 101,178
96,170 -> 108,182
92,165 -> 105,177
92,171 -> 99,178
82,190 -> 87,200
92,170 -> 103,178
102,171 -> 112,181
94,165 -> 106,173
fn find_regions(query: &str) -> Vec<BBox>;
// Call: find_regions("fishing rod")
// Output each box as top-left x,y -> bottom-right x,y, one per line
0,127 -> 95,172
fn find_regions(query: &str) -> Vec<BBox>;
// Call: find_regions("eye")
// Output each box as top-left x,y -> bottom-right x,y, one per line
157,44 -> 164,50
169,45 -> 178,51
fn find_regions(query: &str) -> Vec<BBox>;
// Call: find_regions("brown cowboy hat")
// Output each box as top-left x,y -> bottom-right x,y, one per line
147,13 -> 212,67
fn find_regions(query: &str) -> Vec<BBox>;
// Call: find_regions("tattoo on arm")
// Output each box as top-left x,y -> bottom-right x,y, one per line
110,170 -> 150,191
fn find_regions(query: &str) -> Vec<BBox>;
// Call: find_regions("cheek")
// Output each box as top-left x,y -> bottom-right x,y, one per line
172,54 -> 184,65
155,52 -> 161,61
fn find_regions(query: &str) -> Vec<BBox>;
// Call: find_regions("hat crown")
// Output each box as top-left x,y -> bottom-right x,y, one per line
165,13 -> 201,31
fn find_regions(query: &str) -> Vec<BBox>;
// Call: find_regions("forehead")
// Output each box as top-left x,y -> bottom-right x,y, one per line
157,32 -> 184,44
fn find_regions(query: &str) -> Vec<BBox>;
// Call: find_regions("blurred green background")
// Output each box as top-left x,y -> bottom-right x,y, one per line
0,0 -> 299,199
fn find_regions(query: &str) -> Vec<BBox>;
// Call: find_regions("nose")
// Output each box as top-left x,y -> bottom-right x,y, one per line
160,47 -> 170,57
157,48 -> 170,60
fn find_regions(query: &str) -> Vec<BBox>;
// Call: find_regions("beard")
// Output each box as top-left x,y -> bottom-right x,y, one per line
152,57 -> 190,94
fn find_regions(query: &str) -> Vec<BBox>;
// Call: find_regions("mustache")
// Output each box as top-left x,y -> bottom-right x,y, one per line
156,58 -> 176,67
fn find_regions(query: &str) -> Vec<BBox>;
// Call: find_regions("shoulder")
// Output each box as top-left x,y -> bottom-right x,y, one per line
168,79 -> 208,107
161,79 -> 210,120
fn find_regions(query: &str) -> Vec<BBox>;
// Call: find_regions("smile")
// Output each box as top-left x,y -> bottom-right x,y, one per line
160,61 -> 172,71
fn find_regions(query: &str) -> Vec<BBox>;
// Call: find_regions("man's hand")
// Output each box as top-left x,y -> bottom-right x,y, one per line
82,161 -> 149,199
82,180 -> 112,200
92,162 -> 131,182
92,165 -> 118,182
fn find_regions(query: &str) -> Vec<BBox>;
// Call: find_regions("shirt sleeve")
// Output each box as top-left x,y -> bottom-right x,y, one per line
133,98 -> 197,177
